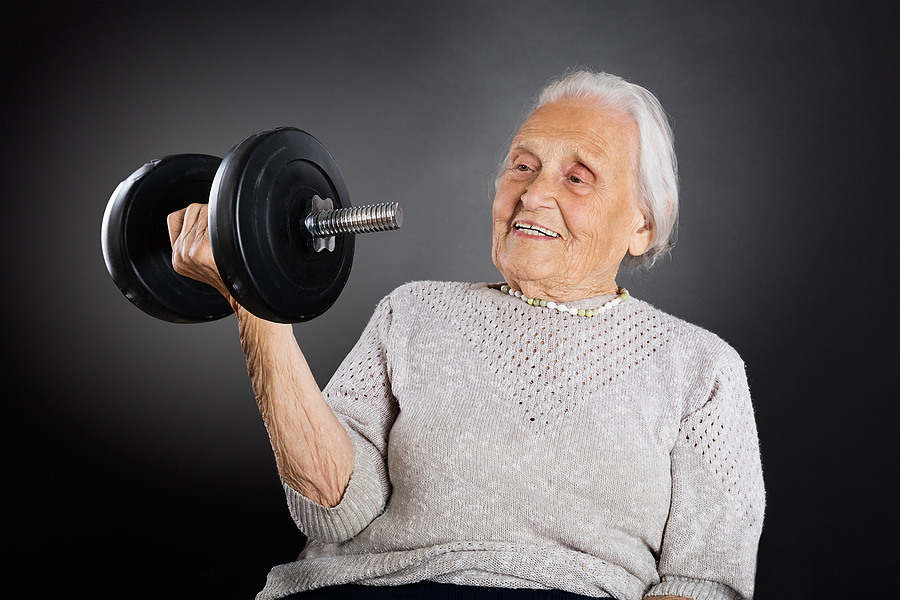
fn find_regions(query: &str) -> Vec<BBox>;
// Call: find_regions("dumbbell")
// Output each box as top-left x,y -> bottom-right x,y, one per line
101,127 -> 402,324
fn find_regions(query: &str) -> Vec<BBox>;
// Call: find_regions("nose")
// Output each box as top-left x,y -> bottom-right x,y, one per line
520,170 -> 557,211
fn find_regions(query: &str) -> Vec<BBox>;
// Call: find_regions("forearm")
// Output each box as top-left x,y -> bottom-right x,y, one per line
233,300 -> 354,507
166,204 -> 353,506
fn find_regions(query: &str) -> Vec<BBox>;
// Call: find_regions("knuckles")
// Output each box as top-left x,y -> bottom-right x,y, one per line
169,204 -> 215,277
165,203 -> 229,298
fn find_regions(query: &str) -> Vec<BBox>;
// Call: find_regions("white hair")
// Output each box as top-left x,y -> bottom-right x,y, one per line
497,70 -> 679,269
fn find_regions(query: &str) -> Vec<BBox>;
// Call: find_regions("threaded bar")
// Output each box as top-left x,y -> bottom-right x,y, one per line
305,202 -> 403,238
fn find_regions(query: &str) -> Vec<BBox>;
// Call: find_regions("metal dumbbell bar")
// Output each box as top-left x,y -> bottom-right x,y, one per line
307,200 -> 402,238
102,127 -> 403,324
305,196 -> 402,252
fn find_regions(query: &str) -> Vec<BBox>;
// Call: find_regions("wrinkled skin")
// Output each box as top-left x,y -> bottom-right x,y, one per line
492,100 -> 652,301
167,204 -> 354,508
167,203 -> 231,297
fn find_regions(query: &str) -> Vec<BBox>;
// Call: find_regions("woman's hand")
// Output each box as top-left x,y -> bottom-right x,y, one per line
167,203 -> 231,299
167,203 -> 353,507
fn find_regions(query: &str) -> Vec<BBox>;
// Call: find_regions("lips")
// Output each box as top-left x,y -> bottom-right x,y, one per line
514,221 -> 560,238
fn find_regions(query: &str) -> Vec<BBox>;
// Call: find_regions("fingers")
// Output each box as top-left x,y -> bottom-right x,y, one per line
167,207 -> 187,247
167,203 -> 224,291
168,203 -> 208,247
166,204 -> 233,301
183,204 -> 213,269
169,204 -> 207,257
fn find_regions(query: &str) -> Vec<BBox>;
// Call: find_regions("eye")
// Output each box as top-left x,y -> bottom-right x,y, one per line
506,149 -> 539,179
508,160 -> 536,178
566,163 -> 595,187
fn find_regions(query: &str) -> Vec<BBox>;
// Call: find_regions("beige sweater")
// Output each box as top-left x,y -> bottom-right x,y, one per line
257,282 -> 765,600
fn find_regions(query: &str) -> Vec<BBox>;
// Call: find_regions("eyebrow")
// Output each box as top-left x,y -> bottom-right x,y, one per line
569,148 -> 607,168
511,140 -> 608,171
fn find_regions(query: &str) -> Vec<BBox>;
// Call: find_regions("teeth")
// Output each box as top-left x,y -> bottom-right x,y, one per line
515,223 -> 560,238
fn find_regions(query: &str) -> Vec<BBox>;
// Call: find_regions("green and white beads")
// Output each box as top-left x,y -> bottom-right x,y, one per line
499,284 -> 629,317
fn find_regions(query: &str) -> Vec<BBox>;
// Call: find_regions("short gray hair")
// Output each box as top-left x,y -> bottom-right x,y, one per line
498,70 -> 679,269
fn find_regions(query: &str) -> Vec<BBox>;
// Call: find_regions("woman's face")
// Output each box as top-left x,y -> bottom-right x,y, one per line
491,100 -> 650,301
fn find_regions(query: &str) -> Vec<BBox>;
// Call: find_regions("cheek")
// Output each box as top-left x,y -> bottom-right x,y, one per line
601,206 -> 633,237
492,180 -> 520,220
567,197 -> 638,252
566,202 -> 606,239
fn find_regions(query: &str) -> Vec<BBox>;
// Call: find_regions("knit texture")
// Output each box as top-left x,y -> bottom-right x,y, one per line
257,282 -> 765,600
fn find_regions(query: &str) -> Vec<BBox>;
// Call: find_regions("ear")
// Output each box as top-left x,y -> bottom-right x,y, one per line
628,217 -> 653,257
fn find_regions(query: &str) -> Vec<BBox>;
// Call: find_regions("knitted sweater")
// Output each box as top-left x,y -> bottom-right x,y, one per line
257,282 -> 765,600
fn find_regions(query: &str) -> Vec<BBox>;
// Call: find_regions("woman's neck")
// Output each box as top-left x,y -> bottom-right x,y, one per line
508,277 -> 620,303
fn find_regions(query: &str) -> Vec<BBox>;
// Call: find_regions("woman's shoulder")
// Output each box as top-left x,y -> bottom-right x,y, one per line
389,280 -> 486,294
624,297 -> 744,368
384,281 -> 494,306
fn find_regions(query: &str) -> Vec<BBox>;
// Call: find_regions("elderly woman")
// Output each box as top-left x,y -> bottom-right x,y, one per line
169,71 -> 764,600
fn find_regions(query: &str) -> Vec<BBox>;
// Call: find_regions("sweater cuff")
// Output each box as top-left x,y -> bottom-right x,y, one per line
647,577 -> 742,600
281,431 -> 390,544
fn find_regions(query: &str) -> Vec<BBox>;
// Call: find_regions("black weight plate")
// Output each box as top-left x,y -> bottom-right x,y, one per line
210,128 -> 354,323
101,154 -> 233,323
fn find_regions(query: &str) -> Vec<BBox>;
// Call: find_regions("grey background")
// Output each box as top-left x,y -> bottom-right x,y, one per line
2,1 -> 897,598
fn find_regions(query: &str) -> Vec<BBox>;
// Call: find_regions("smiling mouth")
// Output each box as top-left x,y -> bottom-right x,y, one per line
514,223 -> 560,238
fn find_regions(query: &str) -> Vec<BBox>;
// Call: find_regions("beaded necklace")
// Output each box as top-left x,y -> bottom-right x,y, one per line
498,284 -> 629,317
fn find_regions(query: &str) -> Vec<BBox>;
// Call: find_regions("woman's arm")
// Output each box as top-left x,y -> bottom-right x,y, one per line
233,306 -> 354,507
168,204 -> 353,508
651,357 -> 765,600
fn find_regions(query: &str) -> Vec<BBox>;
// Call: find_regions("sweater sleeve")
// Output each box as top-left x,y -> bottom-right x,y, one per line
281,296 -> 399,544
648,357 -> 765,600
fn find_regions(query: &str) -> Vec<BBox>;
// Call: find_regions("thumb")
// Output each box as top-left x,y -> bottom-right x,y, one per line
167,208 -> 188,247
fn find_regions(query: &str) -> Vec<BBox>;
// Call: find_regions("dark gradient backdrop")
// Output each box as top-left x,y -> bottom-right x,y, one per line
2,2 -> 898,599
